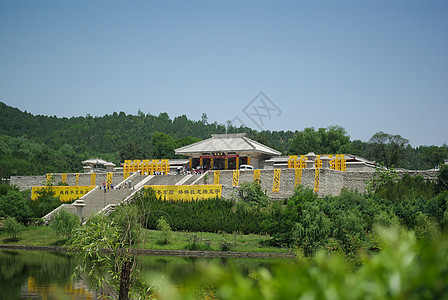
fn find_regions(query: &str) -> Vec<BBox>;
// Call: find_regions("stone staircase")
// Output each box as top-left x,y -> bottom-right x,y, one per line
44,173 -> 206,221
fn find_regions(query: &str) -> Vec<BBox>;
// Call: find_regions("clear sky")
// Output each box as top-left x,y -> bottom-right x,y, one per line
1,0 -> 447,146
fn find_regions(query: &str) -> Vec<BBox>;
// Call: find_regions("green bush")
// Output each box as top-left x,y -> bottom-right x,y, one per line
238,182 -> 269,207
2,216 -> 24,240
178,227 -> 448,300
51,209 -> 80,239
156,216 -> 171,244
137,189 -> 265,234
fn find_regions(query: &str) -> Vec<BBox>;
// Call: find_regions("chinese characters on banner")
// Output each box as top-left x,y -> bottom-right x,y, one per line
232,170 -> 240,187
314,168 -> 320,193
253,169 -> 261,183
214,170 -> 220,185
90,173 -> 96,186
272,169 -> 281,193
295,168 -> 302,187
107,172 -> 113,187
31,186 -> 95,202
146,185 -> 222,201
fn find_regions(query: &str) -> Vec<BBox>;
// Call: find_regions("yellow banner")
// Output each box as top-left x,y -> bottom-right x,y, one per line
232,170 -> 240,187
314,168 -> 320,193
253,169 -> 261,184
90,173 -> 96,186
272,169 -> 281,193
145,185 -> 222,201
75,173 -> 79,186
107,172 -> 113,187
214,170 -> 220,185
295,168 -> 302,187
61,173 -> 67,184
32,186 -> 95,202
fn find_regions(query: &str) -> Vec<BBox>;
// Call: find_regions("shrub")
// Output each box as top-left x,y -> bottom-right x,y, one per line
156,216 -> 171,245
51,209 -> 80,239
238,182 -> 269,207
332,210 -> 366,255
291,202 -> 331,256
3,216 -> 24,240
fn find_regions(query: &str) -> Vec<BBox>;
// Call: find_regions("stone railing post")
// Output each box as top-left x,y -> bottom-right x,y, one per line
305,152 -> 318,169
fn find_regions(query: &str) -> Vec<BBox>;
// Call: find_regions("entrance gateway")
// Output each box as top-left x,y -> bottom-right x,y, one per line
174,133 -> 281,170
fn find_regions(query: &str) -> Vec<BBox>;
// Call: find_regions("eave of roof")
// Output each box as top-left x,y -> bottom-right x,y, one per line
175,133 -> 281,156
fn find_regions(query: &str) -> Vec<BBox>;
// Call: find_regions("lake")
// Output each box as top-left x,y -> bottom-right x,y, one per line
0,249 -> 290,299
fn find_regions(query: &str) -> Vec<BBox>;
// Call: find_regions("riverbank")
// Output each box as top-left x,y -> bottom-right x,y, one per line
0,225 -> 294,258
0,244 -> 295,258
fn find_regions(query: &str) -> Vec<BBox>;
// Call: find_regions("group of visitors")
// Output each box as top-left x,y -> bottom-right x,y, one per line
100,180 -> 132,193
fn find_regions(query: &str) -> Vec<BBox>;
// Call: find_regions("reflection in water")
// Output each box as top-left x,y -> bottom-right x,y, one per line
0,249 -> 287,299
0,250 -> 95,300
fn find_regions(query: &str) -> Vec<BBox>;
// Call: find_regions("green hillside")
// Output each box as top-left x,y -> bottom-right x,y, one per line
0,102 -> 446,178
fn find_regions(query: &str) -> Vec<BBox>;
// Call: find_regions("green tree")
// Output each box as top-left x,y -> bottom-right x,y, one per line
422,146 -> 448,168
369,132 -> 409,168
156,216 -> 172,244
437,164 -> 448,193
0,187 -> 31,224
150,132 -> 176,159
291,202 -> 331,256
238,182 -> 269,207
69,203 -> 149,300
51,209 -> 80,239
2,216 -> 24,240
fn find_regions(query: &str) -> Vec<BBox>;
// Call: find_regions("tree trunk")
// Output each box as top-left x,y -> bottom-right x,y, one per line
118,259 -> 132,300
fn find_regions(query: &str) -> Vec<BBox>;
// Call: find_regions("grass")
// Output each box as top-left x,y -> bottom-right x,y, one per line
139,229 -> 289,253
0,226 -> 290,254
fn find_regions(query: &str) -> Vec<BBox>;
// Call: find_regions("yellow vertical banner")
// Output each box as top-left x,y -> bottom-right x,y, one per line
236,157 -> 239,169
61,173 -> 67,184
272,169 -> 281,193
46,173 -> 53,184
75,173 -> 79,186
232,170 -> 240,187
225,157 -> 228,170
314,168 -> 320,193
247,157 -> 250,165
189,158 -> 192,170
295,168 -> 302,187
210,158 -> 214,169
253,169 -> 261,184
288,156 -> 294,168
107,172 -> 113,187
214,170 -> 220,185
341,154 -> 346,171
90,173 -> 96,186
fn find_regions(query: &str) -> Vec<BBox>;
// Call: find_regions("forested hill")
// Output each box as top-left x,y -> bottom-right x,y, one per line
0,102 -> 447,178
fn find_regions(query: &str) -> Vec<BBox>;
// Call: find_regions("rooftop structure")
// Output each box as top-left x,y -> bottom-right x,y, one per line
175,133 -> 281,169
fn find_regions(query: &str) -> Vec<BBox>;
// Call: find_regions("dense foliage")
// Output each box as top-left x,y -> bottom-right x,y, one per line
177,227 -> 448,300
135,189 -> 266,234
1,102 -> 447,179
0,183 -> 65,224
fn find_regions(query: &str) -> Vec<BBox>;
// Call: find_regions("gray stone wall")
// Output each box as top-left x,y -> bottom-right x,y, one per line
11,172 -> 127,191
211,168 -> 439,198
10,169 -> 440,198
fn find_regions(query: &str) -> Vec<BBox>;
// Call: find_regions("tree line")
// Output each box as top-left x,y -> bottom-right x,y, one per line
1,102 -> 447,179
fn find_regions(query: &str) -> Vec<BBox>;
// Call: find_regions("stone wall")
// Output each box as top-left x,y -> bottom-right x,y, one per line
10,169 -> 439,198
206,168 -> 439,198
11,172 -> 126,191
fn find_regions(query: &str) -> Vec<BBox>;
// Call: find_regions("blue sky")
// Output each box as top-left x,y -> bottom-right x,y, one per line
1,0 -> 447,146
